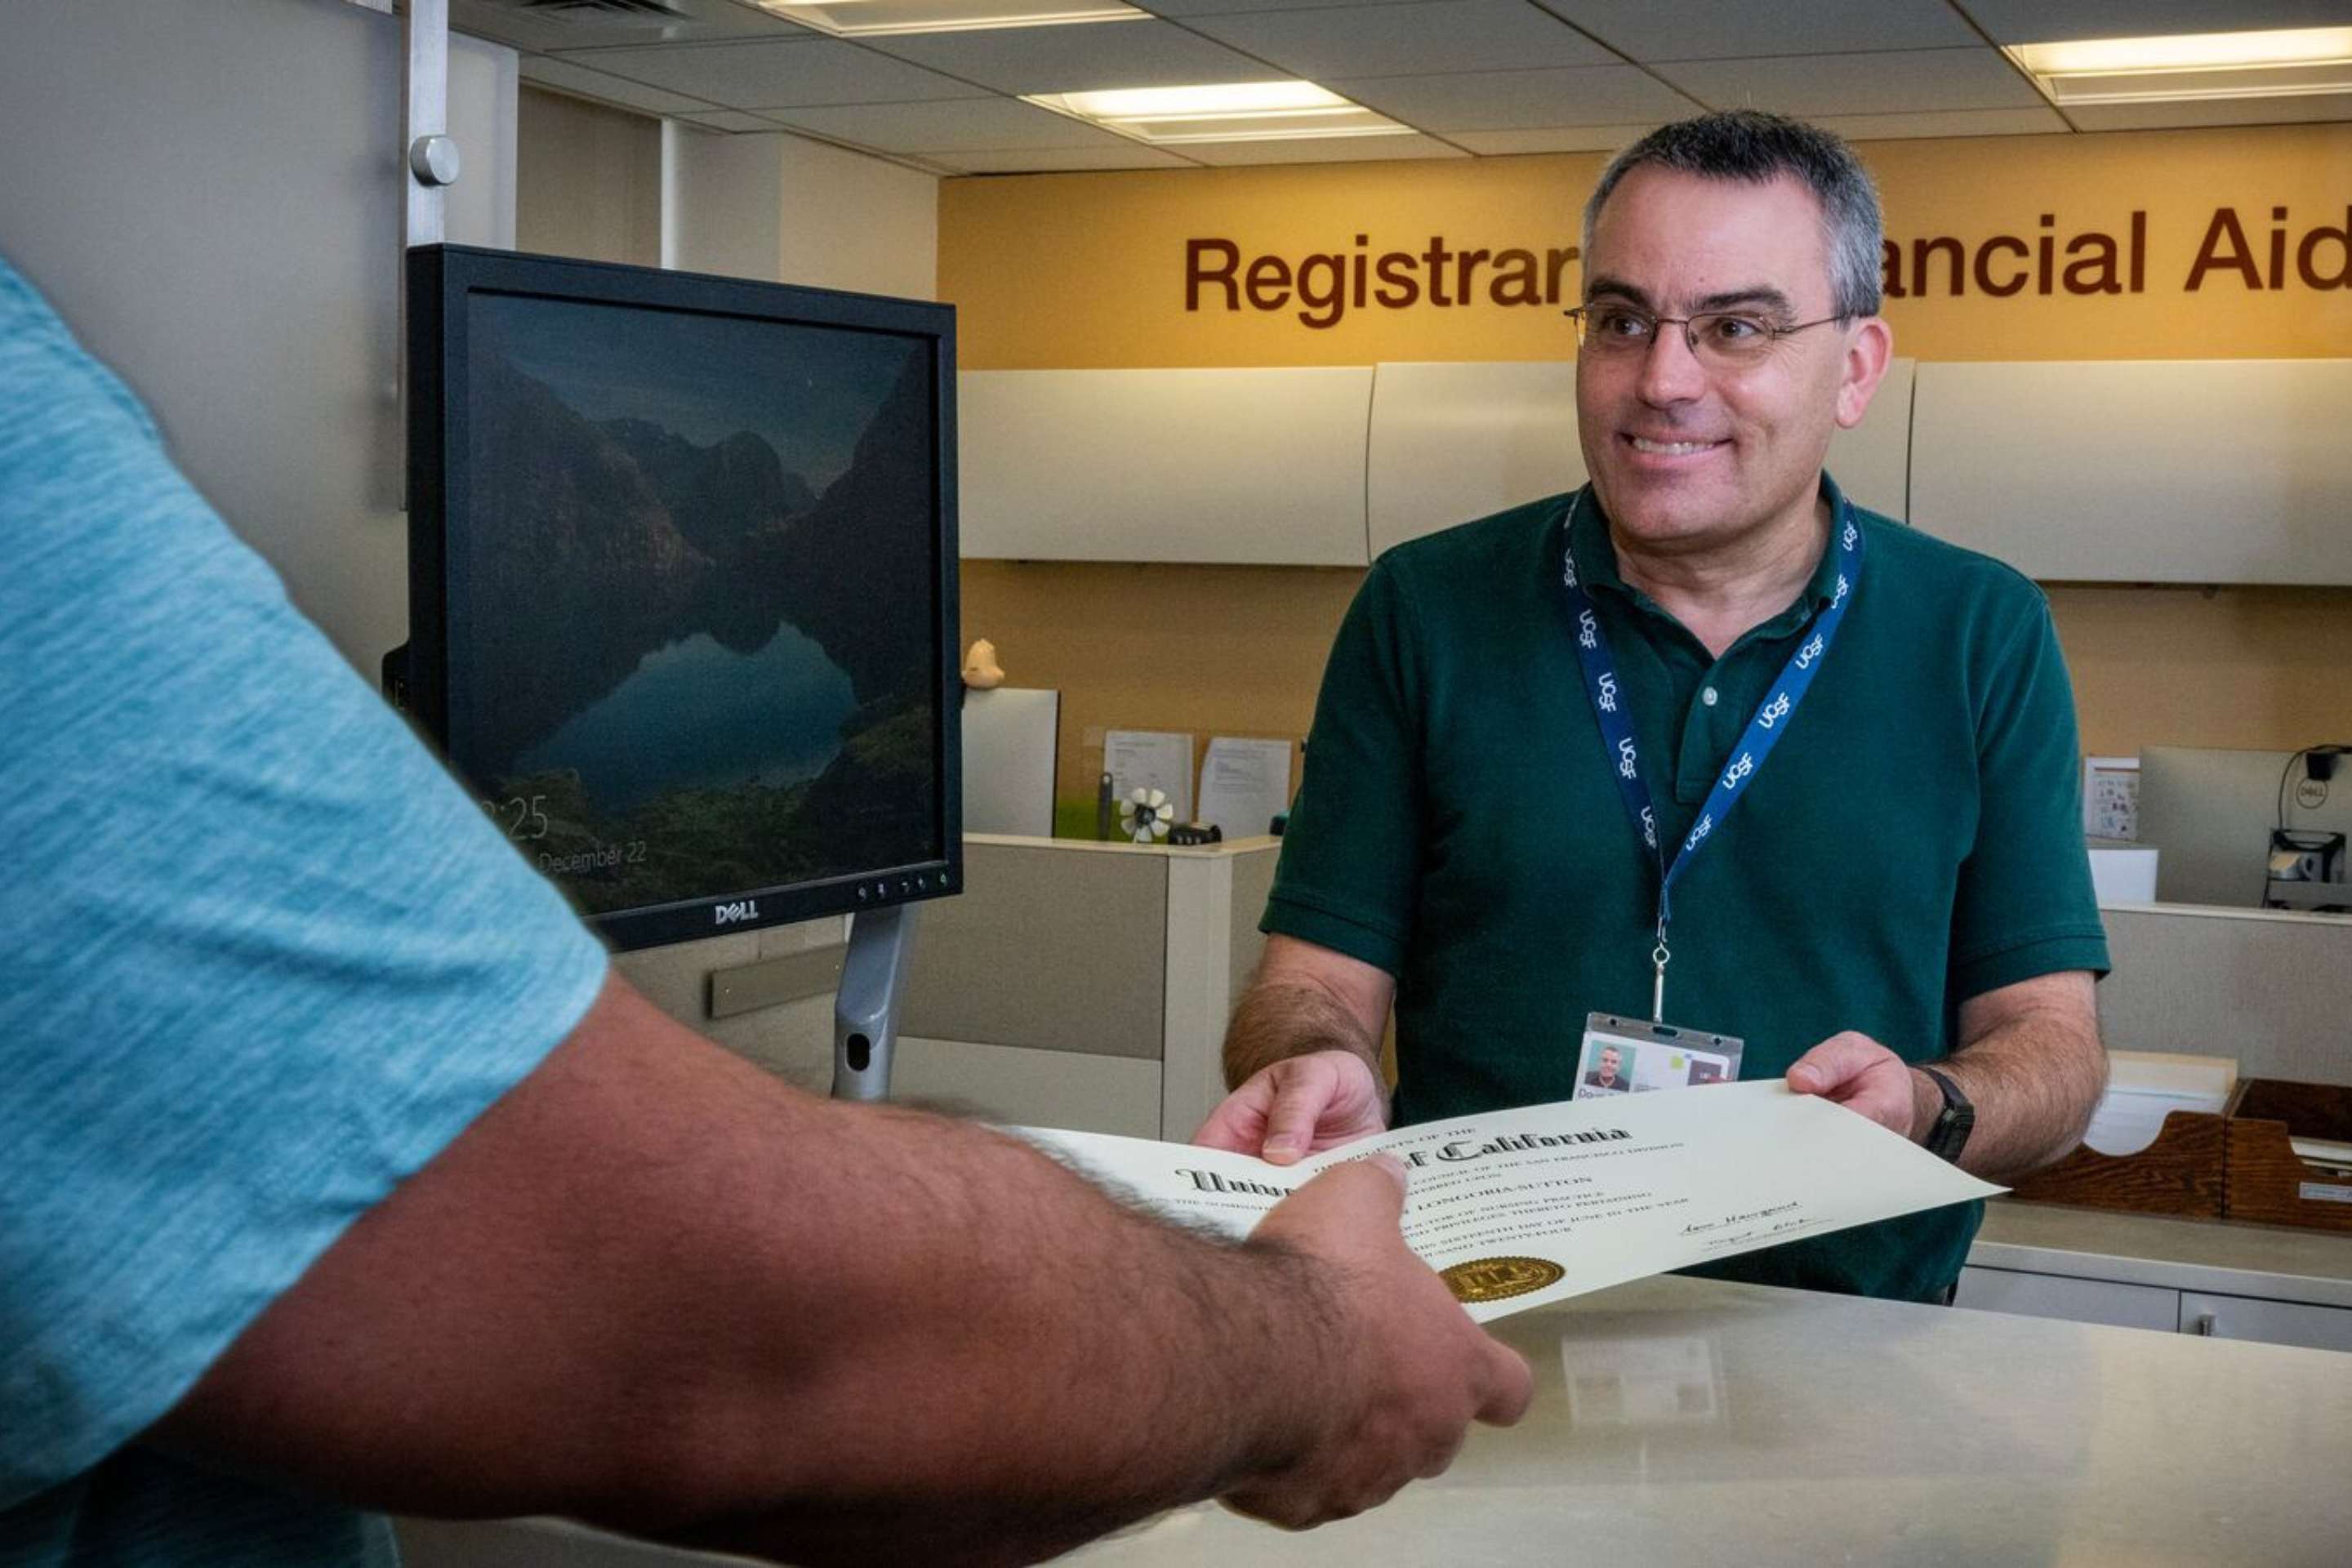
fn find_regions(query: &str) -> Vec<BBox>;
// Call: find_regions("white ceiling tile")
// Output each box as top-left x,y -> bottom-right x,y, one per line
1654,48 -> 2048,117
1450,123 -> 1660,154
1335,65 -> 1705,131
678,109 -> 794,131
2063,94 -> 2352,131
1178,131 -> 1472,163
1531,0 -> 1979,62
550,38 -> 982,107
770,97 -> 1140,150
1140,0 -> 1435,14
1962,0 -> 2352,47
934,145 -> 1202,172
520,56 -> 720,115
1184,1 -> 1616,78
860,20 -> 1278,95
1811,106 -> 2074,140
452,0 -> 804,53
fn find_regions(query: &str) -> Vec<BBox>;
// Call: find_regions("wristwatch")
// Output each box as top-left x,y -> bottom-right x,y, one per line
1918,1066 -> 1975,1164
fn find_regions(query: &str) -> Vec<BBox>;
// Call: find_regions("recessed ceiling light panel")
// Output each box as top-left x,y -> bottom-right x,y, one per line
758,0 -> 1146,38
1029,80 -> 1415,145
2009,27 -> 2352,105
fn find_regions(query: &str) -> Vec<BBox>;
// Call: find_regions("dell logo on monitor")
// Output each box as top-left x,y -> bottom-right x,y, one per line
715,899 -> 762,927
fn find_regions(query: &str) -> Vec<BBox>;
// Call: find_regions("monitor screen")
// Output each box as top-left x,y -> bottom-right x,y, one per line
404,246 -> 960,951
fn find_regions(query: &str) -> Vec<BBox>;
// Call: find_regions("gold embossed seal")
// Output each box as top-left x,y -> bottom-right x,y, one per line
1439,1255 -> 1566,1304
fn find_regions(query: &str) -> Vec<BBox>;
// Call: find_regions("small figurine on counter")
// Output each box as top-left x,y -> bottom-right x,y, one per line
960,637 -> 1005,689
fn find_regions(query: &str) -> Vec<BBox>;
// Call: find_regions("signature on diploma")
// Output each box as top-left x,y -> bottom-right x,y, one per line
1681,1200 -> 1811,1250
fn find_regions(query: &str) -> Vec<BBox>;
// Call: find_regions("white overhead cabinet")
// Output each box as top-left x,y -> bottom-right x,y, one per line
1365,360 -> 1583,558
1909,359 -> 2352,583
1829,354 -> 1915,523
959,356 -> 2352,581
957,367 -> 1374,564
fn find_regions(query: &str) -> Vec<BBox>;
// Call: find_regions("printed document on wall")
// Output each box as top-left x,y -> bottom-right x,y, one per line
2084,755 -> 2139,840
1105,729 -> 1194,823
1197,736 -> 1292,840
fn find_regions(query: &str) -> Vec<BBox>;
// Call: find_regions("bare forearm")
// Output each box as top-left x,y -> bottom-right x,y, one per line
1913,1010 -> 2107,1183
146,980 -> 1352,1566
660,1101 -> 1348,1566
681,1231 -> 1328,1566
1224,979 -> 1385,1095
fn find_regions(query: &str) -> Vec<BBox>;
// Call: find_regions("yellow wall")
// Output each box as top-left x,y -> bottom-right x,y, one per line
962,559 -> 1359,831
942,124 -> 2352,813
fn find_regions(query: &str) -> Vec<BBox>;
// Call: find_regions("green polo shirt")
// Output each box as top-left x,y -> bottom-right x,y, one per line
1265,475 -> 2109,1303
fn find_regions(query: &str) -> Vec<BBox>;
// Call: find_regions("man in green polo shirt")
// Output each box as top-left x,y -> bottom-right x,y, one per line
1195,111 -> 2109,1305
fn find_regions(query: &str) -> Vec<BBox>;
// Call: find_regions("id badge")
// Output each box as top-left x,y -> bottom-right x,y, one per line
1575,1013 -> 1744,1099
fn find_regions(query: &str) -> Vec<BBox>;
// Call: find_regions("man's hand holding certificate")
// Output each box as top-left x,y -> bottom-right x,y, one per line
1021,1082 -> 2002,1321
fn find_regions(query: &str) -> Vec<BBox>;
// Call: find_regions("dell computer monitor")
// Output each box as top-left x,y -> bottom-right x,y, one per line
403,245 -> 960,951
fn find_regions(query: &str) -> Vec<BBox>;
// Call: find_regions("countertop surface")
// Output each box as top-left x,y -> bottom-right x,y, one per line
1058,1273 -> 2352,1568
1972,1198 -> 2352,1307
964,831 -> 1281,859
399,1272 -> 2352,1568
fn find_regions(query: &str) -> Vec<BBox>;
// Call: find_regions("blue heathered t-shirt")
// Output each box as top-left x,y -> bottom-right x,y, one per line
0,256 -> 610,1563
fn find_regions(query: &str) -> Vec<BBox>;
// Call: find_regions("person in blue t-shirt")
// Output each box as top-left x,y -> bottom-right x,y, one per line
0,253 -> 1530,1568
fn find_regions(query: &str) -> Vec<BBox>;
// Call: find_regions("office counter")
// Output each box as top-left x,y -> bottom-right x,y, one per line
1975,1200 -> 2352,1311
1962,1200 -> 2352,1351
393,855 -> 2352,1565
1062,1275 -> 2352,1568
396,1272 -> 2352,1568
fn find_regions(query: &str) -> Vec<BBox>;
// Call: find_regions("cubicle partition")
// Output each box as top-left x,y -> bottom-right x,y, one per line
891,844 -> 2352,1144
890,834 -> 1277,1139
2096,902 -> 2352,1084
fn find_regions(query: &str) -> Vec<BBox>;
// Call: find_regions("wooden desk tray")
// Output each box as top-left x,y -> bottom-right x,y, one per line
2224,1078 -> 2352,1235
2009,1108 -> 2227,1218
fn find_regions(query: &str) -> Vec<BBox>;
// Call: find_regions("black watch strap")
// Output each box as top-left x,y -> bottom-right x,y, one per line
1918,1066 -> 1975,1164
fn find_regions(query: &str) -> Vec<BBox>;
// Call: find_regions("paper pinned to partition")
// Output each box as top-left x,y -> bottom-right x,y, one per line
1104,729 -> 1194,825
2085,755 -> 2140,840
1196,736 -> 1292,840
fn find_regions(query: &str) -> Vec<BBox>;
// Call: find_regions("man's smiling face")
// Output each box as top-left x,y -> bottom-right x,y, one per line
1576,167 -> 1877,559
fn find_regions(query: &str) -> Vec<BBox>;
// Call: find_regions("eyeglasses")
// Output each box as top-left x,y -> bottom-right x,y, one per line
1563,303 -> 1847,368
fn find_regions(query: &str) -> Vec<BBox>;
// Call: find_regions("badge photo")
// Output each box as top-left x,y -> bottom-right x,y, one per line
1578,1014 -> 1745,1097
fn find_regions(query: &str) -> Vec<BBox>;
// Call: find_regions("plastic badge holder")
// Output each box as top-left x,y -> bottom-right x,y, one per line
1575,1013 -> 1744,1100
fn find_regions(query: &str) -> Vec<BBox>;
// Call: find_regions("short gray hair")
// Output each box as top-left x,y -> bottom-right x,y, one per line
1583,111 -> 1884,318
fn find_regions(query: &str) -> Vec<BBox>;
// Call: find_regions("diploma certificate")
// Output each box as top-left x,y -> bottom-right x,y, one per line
1018,1081 -> 2003,1321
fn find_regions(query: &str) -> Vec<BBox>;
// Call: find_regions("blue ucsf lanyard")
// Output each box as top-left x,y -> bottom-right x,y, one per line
1559,483 -> 1864,1020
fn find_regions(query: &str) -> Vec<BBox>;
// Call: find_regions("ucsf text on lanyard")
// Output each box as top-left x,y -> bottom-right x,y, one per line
1559,483 -> 1864,1025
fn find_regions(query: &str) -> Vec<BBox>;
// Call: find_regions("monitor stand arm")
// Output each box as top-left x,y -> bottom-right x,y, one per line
831,904 -> 918,1102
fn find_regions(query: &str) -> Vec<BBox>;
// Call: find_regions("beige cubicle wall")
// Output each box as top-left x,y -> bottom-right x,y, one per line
1227,849 -> 1276,1019
889,834 -> 1281,1139
2096,902 -> 2352,1084
886,846 -> 2352,1142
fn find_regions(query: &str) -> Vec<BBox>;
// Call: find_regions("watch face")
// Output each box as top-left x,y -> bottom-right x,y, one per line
1930,1104 -> 1973,1161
